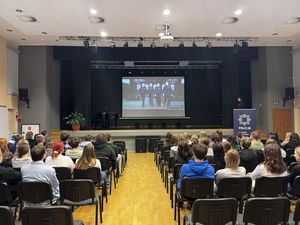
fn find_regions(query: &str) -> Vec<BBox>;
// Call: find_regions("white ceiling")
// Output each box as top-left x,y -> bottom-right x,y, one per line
1,0 -> 300,47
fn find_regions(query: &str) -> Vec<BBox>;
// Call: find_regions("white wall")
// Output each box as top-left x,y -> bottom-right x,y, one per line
292,48 -> 300,133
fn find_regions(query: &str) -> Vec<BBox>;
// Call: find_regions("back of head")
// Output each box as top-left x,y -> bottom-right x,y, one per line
241,136 -> 251,149
191,135 -> 199,145
14,134 -> 24,142
76,143 -> 96,169
96,134 -> 107,144
289,132 -> 300,147
106,133 -> 112,143
170,135 -> 178,146
251,131 -> 260,140
35,134 -> 45,144
225,149 -> 240,169
199,137 -> 210,146
216,129 -> 223,139
192,143 -> 207,160
211,132 -> 221,143
222,141 -> 232,153
84,135 -> 93,142
51,142 -> 64,158
60,132 -> 70,142
41,130 -> 47,136
263,143 -> 286,174
165,132 -> 173,142
0,138 -> 8,152
178,141 -> 191,161
16,142 -> 30,158
25,131 -> 34,140
68,137 -> 80,148
31,144 -> 46,161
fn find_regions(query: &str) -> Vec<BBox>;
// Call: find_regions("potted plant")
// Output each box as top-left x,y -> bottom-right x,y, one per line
64,112 -> 86,130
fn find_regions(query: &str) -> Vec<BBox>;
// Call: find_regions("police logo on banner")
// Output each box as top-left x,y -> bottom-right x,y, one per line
233,109 -> 256,136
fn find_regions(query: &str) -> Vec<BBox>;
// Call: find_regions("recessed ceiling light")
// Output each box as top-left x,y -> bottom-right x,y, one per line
88,16 -> 105,23
6,29 -> 13,32
15,9 -> 23,13
163,9 -> 170,15
18,15 -> 37,22
272,33 -> 278,36
101,31 -> 107,37
286,40 -> 292,43
216,33 -> 222,37
21,38 -> 26,41
222,17 -> 238,24
90,9 -> 97,15
42,32 -> 48,35
159,32 -> 165,37
287,17 -> 300,24
234,9 -> 242,16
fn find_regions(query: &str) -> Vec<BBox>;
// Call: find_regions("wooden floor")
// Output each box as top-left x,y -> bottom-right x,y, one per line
73,151 -> 180,225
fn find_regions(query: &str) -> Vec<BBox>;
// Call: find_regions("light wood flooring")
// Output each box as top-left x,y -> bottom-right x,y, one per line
73,152 -> 181,225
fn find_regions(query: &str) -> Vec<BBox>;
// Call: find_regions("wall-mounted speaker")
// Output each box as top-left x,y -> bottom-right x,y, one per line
19,88 -> 28,101
285,87 -> 294,100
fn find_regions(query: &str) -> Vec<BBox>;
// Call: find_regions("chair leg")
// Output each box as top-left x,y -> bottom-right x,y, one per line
99,198 -> 103,223
174,194 -> 177,220
238,199 -> 243,213
178,200 -> 181,225
166,171 -> 169,193
109,173 -> 112,195
95,201 -> 98,225
113,170 -> 117,189
170,182 -> 173,208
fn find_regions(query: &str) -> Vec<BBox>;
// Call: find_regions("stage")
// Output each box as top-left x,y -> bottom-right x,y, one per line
52,128 -> 234,151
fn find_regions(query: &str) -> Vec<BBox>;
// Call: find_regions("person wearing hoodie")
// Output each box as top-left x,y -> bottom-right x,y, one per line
177,143 -> 215,189
94,134 -> 116,170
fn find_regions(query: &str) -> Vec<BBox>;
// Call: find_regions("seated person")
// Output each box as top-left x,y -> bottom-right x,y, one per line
251,143 -> 287,186
170,136 -> 179,158
250,131 -> 264,150
212,143 -> 225,171
65,137 -> 82,159
79,135 -> 93,150
25,131 -> 35,149
265,138 -> 286,159
288,146 -> 300,187
239,137 -> 258,173
60,132 -> 71,151
35,134 -> 45,146
215,149 -> 246,185
199,137 -> 213,156
75,143 -> 107,181
45,142 -> 75,171
0,138 -> 14,167
93,134 -> 116,170
106,134 -> 123,177
0,151 -> 22,200
174,141 -> 193,164
12,140 -> 31,168
177,143 -> 214,189
21,144 -> 60,203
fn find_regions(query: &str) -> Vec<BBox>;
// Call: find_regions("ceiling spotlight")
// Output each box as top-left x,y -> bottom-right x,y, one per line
163,9 -> 170,15
216,32 -> 222,37
222,17 -> 238,24
234,9 -> 242,16
137,42 -> 143,48
15,9 -> 23,13
42,32 -> 48,35
287,17 -> 300,24
192,42 -> 197,48
6,29 -> 12,32
90,9 -> 97,15
179,42 -> 184,48
88,16 -> 105,23
21,38 -> 26,41
286,40 -> 292,43
18,15 -> 37,22
100,31 -> 107,37
150,42 -> 156,48
272,32 -> 278,36
206,42 -> 212,48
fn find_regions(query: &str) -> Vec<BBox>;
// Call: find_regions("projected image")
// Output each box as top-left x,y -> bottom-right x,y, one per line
122,77 -> 185,118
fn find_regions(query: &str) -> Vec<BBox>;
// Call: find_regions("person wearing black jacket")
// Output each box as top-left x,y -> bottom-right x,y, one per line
94,134 -> 116,170
239,137 -> 258,173
288,146 -> 300,187
106,134 -> 123,176
0,151 -> 22,200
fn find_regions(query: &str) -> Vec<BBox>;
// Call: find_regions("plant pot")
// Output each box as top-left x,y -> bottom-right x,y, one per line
72,124 -> 80,131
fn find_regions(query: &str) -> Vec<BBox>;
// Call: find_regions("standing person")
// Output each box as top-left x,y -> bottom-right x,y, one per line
162,81 -> 171,106
155,83 -> 162,107
139,83 -> 147,107
177,143 -> 214,189
148,83 -> 154,107
21,144 -> 60,202
25,131 -> 35,149
235,96 -> 246,109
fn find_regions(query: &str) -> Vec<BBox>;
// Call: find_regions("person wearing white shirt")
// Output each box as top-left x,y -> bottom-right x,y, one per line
12,140 -> 32,169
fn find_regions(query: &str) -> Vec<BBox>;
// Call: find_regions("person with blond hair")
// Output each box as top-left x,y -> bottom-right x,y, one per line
215,150 -> 246,184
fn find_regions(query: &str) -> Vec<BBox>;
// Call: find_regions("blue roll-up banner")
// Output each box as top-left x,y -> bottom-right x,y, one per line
233,109 -> 256,136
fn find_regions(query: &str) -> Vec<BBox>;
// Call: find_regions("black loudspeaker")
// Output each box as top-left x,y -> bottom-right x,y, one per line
148,137 -> 161,153
285,87 -> 294,100
135,137 -> 147,153
19,88 -> 28,101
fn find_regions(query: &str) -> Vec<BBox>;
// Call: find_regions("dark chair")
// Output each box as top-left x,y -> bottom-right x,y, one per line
113,141 -> 127,166
160,150 -> 170,181
0,206 -> 19,225
21,206 -> 84,225
98,157 -> 116,195
155,141 -> 164,166
294,199 -> 300,225
292,175 -> 300,198
73,167 -> 107,206
170,164 -> 183,208
289,162 -> 298,172
165,156 -> 175,192
0,182 -> 21,219
285,148 -> 296,165
54,167 -> 72,181
217,177 -> 252,213
253,176 -> 288,197
175,178 -> 214,225
183,198 -> 238,225
205,155 -> 215,164
243,197 -> 290,225
60,179 -> 102,224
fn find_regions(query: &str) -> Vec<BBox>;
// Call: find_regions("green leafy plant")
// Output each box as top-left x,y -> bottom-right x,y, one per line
64,112 -> 86,127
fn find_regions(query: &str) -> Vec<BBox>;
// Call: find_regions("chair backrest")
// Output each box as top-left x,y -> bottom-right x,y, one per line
161,146 -> 170,156
243,197 -> 290,225
288,162 -> 298,172
292,175 -> 300,197
294,199 -> 300,224
98,157 -> 111,171
168,156 -> 175,170
0,182 -> 13,205
22,206 -> 76,225
173,164 -> 183,181
285,148 -> 296,165
181,178 -> 214,200
254,176 -> 288,197
191,198 -> 238,225
163,150 -> 170,162
205,155 -> 215,164
113,141 -> 126,153
60,179 -> 95,203
0,206 -> 15,225
54,167 -> 72,181
19,181 -> 53,204
157,141 -> 163,153
217,177 -> 252,199
73,167 -> 101,186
